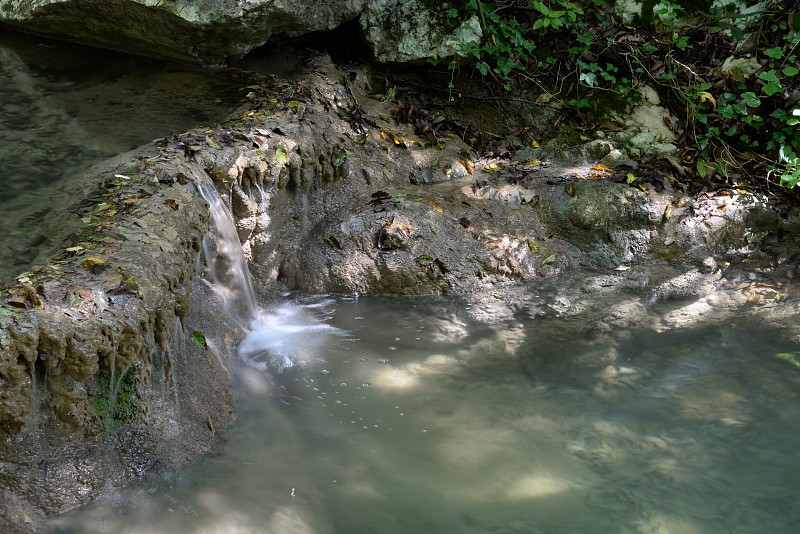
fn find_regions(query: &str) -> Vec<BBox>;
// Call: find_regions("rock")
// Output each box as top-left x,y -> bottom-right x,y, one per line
360,1 -> 481,63
0,0 -> 476,65
626,86 -> 677,143
721,55 -> 761,82
599,148 -> 634,168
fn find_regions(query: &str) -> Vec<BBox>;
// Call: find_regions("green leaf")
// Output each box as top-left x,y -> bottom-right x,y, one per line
741,92 -> 760,107
579,72 -> 598,87
763,82 -> 783,96
764,47 -> 783,59
782,66 -> 799,77
758,70 -> 780,83
191,331 -> 208,350
276,146 -> 289,165
696,159 -> 714,178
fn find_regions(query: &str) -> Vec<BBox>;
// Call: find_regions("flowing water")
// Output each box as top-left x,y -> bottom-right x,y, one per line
0,31 -> 247,283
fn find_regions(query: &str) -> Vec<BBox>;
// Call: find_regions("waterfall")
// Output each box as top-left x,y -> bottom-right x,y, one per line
194,176 -> 261,331
193,173 -> 345,373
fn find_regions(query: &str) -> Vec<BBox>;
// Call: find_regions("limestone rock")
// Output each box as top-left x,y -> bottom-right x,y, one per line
0,0 -> 475,65
360,0 -> 481,63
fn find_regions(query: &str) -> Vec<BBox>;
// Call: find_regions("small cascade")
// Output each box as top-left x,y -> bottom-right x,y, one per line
194,176 -> 261,330
194,173 -> 345,373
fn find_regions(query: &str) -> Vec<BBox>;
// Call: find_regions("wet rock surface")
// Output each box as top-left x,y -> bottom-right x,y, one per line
2,52 -> 800,531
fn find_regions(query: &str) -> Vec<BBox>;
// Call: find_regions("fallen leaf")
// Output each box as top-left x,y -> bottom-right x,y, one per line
276,146 -> 289,165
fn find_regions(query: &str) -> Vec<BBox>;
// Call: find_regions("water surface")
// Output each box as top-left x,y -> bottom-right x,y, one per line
0,31 -> 246,283
47,294 -> 800,533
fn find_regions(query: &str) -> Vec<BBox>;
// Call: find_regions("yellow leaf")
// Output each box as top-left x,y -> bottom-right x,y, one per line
484,162 -> 503,173
427,200 -> 444,213
591,164 -> 612,173
698,91 -> 716,108
626,173 -> 637,184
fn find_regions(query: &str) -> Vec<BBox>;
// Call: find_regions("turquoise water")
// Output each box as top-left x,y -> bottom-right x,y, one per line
47,294 -> 800,533
0,31 -> 246,283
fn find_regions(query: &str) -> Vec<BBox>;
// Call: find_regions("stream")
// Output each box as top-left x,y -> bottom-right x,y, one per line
47,294 -> 800,533
3,29 -> 800,534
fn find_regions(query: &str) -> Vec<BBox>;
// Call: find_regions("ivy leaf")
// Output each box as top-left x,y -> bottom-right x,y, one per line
579,72 -> 598,88
762,82 -> 783,96
740,92 -> 760,107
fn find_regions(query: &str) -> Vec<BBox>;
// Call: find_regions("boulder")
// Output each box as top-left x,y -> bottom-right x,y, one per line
0,0 -> 477,65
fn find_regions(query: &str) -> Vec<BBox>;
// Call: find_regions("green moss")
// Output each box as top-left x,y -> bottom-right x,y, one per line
94,365 -> 137,431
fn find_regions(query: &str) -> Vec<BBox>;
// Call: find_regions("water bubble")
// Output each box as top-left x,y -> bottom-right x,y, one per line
388,346 -> 397,351
399,412 -> 405,416
335,400 -> 343,404
340,382 -> 348,387
360,357 -> 368,362
422,429 -> 427,433
378,358 -> 390,364
394,337 -> 401,341
362,383 -> 371,387
321,369 -> 330,374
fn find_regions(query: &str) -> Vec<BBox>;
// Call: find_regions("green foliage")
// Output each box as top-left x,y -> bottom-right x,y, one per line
443,0 -> 800,191
447,0 -> 537,89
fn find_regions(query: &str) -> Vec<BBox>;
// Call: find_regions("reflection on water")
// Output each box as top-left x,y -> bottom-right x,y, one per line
47,295 -> 800,533
0,31 -> 246,283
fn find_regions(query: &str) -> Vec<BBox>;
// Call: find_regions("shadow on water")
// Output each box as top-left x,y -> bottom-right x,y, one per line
0,31 -> 248,283
45,291 -> 800,533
